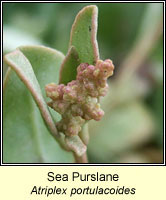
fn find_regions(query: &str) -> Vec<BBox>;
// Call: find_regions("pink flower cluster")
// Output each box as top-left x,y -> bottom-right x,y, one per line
45,59 -> 114,136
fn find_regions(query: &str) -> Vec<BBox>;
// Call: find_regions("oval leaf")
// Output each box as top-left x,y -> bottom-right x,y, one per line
3,45 -> 73,163
4,49 -> 59,138
69,5 -> 99,65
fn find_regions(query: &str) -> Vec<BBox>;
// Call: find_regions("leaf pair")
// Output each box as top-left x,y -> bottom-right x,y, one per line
3,5 -> 99,163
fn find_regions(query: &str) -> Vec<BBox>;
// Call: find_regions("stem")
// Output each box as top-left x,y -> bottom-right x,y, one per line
74,152 -> 88,163
75,124 -> 89,163
79,123 -> 89,145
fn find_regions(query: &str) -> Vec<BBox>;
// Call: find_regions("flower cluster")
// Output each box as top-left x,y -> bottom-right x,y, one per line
45,59 -> 114,136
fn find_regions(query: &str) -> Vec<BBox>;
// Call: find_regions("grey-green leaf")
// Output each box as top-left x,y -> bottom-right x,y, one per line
69,5 -> 99,65
3,45 -> 73,163
4,49 -> 59,138
59,46 -> 80,84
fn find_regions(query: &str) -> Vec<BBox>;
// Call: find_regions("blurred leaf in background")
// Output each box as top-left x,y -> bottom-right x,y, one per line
3,2 -> 163,163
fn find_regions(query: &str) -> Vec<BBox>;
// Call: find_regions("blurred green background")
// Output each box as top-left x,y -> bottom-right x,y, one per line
3,3 -> 163,163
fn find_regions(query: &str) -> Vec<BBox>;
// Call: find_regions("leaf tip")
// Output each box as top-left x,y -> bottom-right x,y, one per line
69,5 -> 99,64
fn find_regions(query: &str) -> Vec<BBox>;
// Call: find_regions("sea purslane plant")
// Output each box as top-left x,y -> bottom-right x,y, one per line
4,5 -> 114,163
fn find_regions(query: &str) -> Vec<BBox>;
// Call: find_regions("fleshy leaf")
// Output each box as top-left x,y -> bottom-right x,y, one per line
59,46 -> 80,84
19,46 -> 86,157
3,45 -> 73,163
58,5 -> 99,154
4,50 -> 59,138
69,5 -> 99,65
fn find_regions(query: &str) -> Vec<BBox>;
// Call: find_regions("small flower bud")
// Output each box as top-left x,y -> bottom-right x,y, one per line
45,59 -> 114,136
